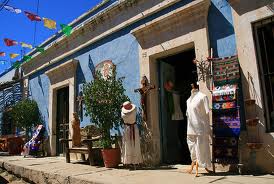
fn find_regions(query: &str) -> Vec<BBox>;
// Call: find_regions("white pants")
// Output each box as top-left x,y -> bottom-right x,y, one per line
187,135 -> 211,168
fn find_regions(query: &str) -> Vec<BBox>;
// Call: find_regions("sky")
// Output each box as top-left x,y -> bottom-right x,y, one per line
0,0 -> 102,75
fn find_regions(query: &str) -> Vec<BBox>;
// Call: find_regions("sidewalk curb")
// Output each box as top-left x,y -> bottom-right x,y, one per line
0,160 -> 103,184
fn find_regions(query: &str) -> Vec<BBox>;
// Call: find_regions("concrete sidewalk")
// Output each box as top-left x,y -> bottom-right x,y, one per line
0,156 -> 273,184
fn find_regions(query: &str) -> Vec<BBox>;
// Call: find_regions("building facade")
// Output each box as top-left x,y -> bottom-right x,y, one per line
18,0 -> 274,173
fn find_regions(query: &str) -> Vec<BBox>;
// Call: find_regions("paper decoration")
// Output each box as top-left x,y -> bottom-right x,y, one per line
36,47 -> 45,53
4,38 -> 18,46
60,24 -> 72,36
24,11 -> 42,21
43,18 -> 57,29
23,55 -> 32,62
0,52 -> 5,57
21,42 -> 33,49
10,53 -> 19,59
13,61 -> 21,69
4,5 -> 22,14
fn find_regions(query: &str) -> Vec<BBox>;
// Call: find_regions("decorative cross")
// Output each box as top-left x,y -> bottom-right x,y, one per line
76,91 -> 84,121
193,58 -> 211,82
134,76 -> 155,121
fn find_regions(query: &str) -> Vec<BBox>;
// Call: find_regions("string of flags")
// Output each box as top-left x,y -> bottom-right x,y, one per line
1,4 -> 73,70
3,5 -> 72,33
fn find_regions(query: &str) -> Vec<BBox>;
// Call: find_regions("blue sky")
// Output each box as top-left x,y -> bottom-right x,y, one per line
0,0 -> 102,74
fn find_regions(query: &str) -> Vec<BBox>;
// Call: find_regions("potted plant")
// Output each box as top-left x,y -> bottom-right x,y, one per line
83,68 -> 129,168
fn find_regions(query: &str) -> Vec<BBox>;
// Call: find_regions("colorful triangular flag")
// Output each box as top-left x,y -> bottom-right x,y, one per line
22,55 -> 32,62
10,53 -> 19,59
24,11 -> 42,21
0,52 -> 5,57
4,38 -> 18,46
43,18 -> 57,29
36,46 -> 45,53
21,42 -> 33,49
13,61 -> 21,69
60,24 -> 72,36
4,5 -> 22,14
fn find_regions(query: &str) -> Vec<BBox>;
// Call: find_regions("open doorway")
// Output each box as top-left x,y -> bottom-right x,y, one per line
56,86 -> 69,155
159,49 -> 197,164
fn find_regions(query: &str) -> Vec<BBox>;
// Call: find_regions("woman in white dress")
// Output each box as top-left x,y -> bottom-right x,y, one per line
121,101 -> 143,169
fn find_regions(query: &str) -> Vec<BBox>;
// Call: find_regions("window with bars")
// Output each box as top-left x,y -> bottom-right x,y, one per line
253,17 -> 274,132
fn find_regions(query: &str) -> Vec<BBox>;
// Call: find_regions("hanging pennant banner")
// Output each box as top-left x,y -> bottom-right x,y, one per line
21,42 -> 33,49
60,24 -> 72,36
4,38 -> 18,46
0,52 -> 5,57
23,55 -> 32,62
24,11 -> 42,21
13,61 -> 21,69
4,5 -> 22,14
43,18 -> 57,29
36,47 -> 45,53
10,53 -> 19,59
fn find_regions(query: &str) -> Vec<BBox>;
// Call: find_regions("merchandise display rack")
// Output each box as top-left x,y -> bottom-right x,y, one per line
209,56 -> 242,172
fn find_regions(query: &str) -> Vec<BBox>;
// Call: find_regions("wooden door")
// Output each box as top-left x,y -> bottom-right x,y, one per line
56,86 -> 69,155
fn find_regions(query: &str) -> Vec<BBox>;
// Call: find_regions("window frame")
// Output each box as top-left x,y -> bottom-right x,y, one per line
252,16 -> 274,132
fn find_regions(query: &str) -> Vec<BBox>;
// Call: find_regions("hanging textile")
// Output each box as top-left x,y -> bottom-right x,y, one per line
211,55 -> 241,164
4,38 -> 18,46
4,5 -> 22,14
24,11 -> 42,21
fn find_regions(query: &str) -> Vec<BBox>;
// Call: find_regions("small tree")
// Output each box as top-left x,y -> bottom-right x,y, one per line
11,99 -> 42,137
83,69 -> 129,148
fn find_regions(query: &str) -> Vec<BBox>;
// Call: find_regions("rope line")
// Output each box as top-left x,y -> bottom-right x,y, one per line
33,0 -> 40,46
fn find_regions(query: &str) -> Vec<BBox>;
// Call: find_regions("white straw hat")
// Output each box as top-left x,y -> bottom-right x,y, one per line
122,101 -> 136,114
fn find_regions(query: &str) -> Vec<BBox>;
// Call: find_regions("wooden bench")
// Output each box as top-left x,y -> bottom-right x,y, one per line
60,137 -> 101,166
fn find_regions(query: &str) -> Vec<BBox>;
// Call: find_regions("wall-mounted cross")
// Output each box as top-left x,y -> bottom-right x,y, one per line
76,91 -> 84,121
134,76 -> 155,121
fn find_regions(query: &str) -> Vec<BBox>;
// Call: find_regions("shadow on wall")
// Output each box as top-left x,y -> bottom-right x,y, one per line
230,0 -> 273,16
208,1 -> 236,58
38,75 -> 45,96
241,69 -> 274,173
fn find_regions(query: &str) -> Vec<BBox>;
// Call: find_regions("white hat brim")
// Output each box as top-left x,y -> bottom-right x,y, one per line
122,104 -> 136,114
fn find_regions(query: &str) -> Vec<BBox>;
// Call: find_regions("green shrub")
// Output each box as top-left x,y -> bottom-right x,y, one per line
83,69 -> 129,148
10,99 -> 42,136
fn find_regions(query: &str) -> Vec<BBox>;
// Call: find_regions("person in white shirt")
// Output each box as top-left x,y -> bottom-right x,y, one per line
186,82 -> 212,177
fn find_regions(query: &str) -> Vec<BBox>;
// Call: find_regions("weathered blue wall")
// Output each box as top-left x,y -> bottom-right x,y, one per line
0,68 -> 15,83
208,0 -> 237,57
28,0 -> 238,131
75,34 -> 140,127
29,33 -> 140,129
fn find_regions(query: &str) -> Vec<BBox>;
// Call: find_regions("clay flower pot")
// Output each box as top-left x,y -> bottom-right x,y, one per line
101,148 -> 121,168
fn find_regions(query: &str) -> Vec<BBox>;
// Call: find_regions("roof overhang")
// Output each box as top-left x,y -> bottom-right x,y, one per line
131,0 -> 211,49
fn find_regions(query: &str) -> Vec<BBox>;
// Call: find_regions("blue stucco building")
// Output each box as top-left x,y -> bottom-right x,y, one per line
2,0 -> 274,173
